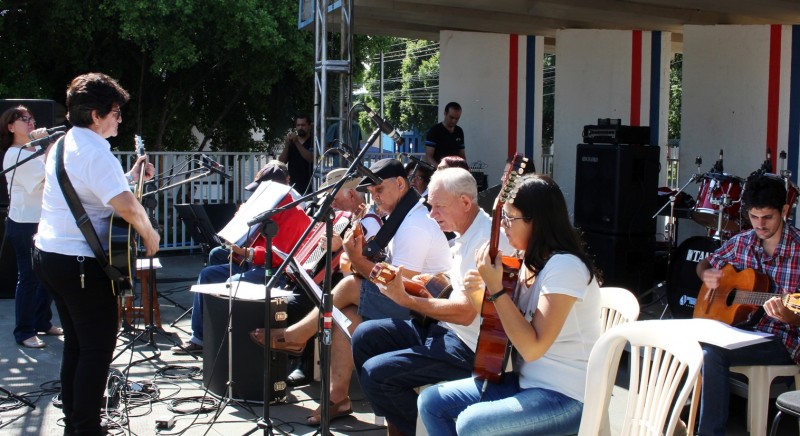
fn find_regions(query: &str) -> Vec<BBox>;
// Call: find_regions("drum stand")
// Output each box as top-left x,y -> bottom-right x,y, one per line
648,173 -> 701,317
709,192 -> 739,241
653,174 -> 699,266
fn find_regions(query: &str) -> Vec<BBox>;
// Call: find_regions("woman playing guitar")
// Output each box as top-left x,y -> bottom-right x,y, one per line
418,174 -> 602,435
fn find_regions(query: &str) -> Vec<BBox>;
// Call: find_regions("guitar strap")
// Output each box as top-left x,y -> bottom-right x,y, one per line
54,137 -> 131,294
363,188 -> 421,259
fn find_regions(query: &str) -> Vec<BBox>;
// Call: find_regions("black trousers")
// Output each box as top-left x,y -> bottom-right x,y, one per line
33,248 -> 118,436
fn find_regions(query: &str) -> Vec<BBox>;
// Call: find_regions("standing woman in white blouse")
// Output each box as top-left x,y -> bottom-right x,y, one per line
0,106 -> 61,348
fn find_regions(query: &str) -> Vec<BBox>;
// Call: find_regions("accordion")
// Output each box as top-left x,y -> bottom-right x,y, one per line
292,210 -> 353,284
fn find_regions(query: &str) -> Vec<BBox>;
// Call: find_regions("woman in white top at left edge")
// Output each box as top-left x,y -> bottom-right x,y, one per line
0,105 -> 60,348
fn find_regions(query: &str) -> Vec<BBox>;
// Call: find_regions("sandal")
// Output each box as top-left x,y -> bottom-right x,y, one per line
306,397 -> 353,426
45,326 -> 64,336
21,336 -> 45,348
249,328 -> 306,357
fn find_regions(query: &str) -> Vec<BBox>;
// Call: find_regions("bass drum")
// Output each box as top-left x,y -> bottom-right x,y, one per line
667,236 -> 720,319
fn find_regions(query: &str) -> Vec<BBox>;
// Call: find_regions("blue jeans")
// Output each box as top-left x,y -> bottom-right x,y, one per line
358,279 -> 410,321
7,219 -> 52,343
207,245 -> 234,266
189,259 -> 268,345
698,339 -> 793,436
352,319 -> 474,435
418,373 -> 583,436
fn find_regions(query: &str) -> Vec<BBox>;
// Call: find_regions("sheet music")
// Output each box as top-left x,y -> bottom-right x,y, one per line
217,181 -> 291,246
656,318 -> 772,349
275,248 -> 353,337
135,258 -> 162,270
190,281 -> 295,301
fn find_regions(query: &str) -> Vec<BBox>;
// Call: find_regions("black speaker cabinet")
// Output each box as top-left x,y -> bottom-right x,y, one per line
203,294 -> 288,403
582,231 -> 655,295
0,99 -> 57,128
574,144 -> 660,235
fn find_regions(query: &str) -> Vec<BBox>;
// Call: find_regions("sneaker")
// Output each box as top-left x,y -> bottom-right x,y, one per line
287,368 -> 308,386
21,336 -> 46,348
171,341 -> 202,355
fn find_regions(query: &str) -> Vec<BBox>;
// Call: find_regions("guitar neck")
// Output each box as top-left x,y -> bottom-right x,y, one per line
732,289 -> 782,307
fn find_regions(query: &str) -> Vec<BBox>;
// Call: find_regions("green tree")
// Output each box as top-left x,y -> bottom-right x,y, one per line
356,37 -> 439,142
0,0 -> 314,152
669,53 -> 683,140
398,40 -> 438,131
542,53 -> 555,147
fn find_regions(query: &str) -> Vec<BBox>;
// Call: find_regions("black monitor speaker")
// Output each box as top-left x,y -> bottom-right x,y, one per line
582,230 -> 655,295
574,144 -> 660,235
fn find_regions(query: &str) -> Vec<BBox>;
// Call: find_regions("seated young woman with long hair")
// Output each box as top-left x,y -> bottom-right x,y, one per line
418,174 -> 602,435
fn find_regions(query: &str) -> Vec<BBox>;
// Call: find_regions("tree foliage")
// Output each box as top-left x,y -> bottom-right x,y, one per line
0,0 -> 314,152
669,53 -> 683,140
356,37 -> 439,138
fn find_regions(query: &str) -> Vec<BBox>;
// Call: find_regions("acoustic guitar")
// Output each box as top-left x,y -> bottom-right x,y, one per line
108,135 -> 146,296
472,154 -> 530,384
349,204 -> 387,278
368,262 -> 452,326
693,264 -> 800,325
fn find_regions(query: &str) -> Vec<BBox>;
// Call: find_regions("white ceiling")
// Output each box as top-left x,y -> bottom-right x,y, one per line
351,0 -> 800,49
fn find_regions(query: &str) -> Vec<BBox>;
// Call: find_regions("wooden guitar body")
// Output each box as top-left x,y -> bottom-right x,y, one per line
693,264 -> 771,325
471,154 -> 530,383
472,256 -> 522,383
368,262 -> 453,326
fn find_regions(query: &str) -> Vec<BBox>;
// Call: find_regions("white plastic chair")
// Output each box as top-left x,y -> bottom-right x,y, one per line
599,287 -> 641,333
578,320 -> 704,436
729,364 -> 800,436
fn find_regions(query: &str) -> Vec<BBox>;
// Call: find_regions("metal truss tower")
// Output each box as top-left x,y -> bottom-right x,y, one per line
311,0 -> 354,188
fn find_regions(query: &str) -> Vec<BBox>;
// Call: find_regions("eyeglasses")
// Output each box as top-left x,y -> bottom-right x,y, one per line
501,210 -> 528,227
110,109 -> 122,120
16,116 -> 35,124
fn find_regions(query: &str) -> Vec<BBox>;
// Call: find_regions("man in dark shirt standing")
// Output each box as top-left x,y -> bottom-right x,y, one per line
424,102 -> 465,167
278,114 -> 314,194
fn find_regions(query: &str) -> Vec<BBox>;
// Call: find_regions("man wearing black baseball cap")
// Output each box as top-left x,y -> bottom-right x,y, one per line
354,158 -> 407,193
250,157 -> 451,425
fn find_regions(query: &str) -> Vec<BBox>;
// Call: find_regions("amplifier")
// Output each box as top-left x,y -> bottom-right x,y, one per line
470,170 -> 488,192
583,121 -> 650,145
203,295 -> 288,403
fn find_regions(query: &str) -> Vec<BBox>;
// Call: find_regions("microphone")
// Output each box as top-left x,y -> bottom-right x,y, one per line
760,149 -> 773,173
362,103 -> 403,147
28,125 -> 67,141
199,154 -> 231,179
711,149 -> 723,173
401,152 -> 435,171
247,208 -> 278,227
332,148 -> 383,186
25,131 -> 65,148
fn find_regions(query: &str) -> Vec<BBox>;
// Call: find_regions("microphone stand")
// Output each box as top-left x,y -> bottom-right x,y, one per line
245,129 -> 378,435
244,220 -> 286,436
113,181 -> 197,365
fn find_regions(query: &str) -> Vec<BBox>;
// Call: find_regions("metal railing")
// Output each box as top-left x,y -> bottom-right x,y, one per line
113,151 -> 425,253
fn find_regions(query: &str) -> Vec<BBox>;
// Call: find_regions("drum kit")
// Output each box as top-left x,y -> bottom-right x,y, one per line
655,150 -> 799,318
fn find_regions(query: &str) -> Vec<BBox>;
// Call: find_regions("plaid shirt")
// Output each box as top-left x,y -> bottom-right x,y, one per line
707,224 -> 800,364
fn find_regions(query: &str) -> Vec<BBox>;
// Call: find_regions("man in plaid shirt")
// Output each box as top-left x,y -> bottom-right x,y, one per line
696,174 -> 800,435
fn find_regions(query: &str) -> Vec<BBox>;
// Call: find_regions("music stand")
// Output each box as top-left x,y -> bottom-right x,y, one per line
171,204 -> 225,327
174,203 -> 223,262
